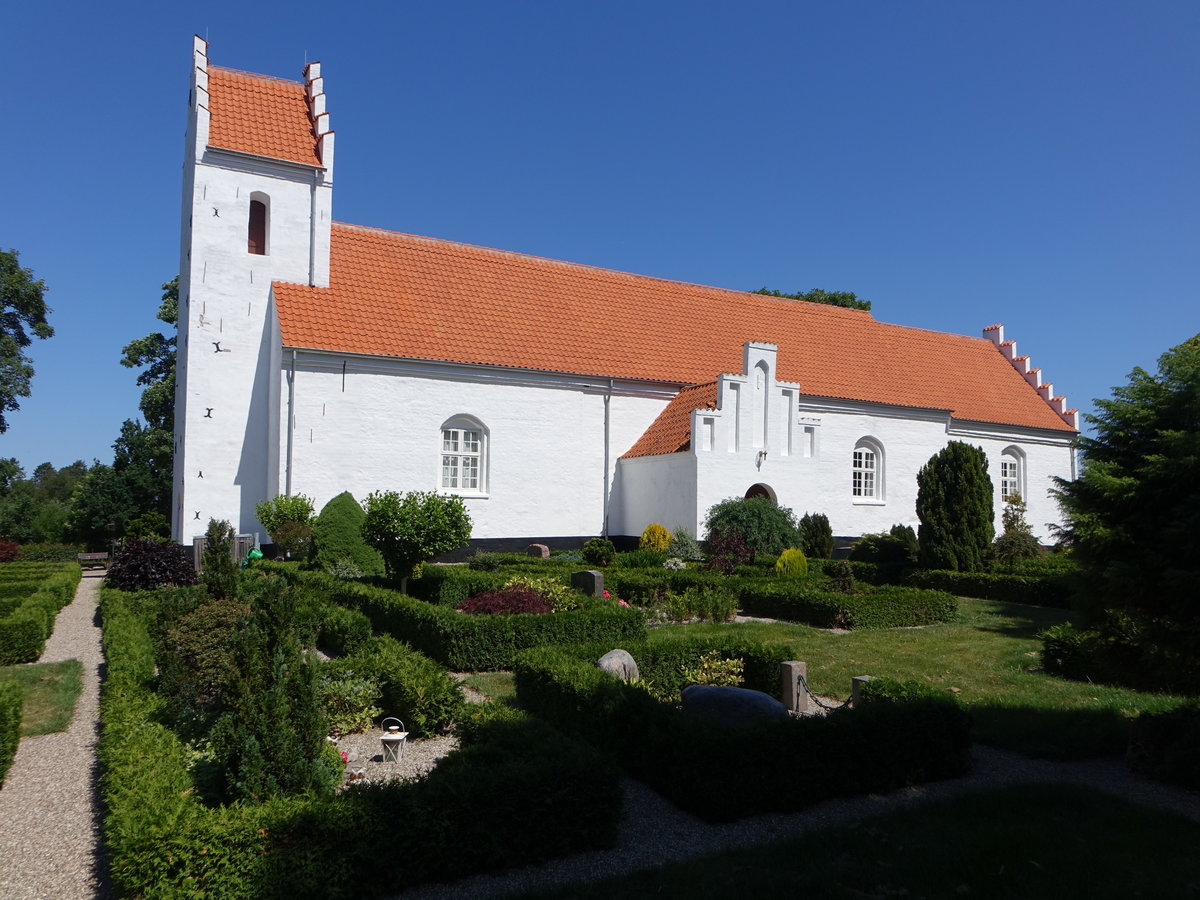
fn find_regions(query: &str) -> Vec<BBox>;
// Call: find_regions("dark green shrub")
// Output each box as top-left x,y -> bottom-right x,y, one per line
202,519 -> 239,601
916,441 -> 995,572
333,635 -> 462,737
1039,618 -> 1200,694
826,559 -> 855,593
704,497 -> 801,558
1128,703 -> 1200,789
907,569 -> 1072,608
465,551 -> 503,571
850,526 -> 918,565
797,512 -> 834,559
0,678 -> 21,787
515,647 -> 971,822
14,543 -> 84,562
992,493 -> 1043,569
106,539 -> 196,592
613,549 -> 667,568
208,576 -> 335,803
407,565 -> 507,607
457,586 -> 552,615
736,581 -> 957,629
157,597 -> 248,729
582,537 -> 616,567
317,603 -> 373,657
310,492 -> 385,577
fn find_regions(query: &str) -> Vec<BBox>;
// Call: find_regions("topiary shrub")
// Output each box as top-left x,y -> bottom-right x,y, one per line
917,442 -> 994,572
310,492 -> 385,577
797,513 -> 834,559
457,586 -> 552,615
581,538 -> 616,567
639,523 -> 671,553
825,559 -> 856,593
201,519 -> 239,601
703,497 -> 802,558
105,540 -> 197,592
774,547 -> 809,577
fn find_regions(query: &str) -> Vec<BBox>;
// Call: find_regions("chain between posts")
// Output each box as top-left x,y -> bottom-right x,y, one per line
796,673 -> 852,712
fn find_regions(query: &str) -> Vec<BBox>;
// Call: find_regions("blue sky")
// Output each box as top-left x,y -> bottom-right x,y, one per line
1,1 -> 1197,473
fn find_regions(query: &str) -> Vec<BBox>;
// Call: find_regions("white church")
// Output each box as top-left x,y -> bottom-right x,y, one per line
172,37 -> 1078,551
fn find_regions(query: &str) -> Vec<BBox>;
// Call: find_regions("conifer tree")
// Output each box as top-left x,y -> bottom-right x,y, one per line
916,442 -> 994,572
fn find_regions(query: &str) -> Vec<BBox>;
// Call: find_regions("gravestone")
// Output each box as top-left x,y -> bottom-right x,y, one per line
571,569 -> 605,597
526,543 -> 550,559
681,684 -> 789,727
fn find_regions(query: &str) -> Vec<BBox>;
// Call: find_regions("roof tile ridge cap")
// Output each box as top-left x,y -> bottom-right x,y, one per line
208,64 -> 305,87
329,221 -> 876,307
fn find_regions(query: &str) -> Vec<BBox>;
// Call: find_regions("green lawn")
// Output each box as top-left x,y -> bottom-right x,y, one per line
527,783 -> 1200,899
0,658 -> 83,735
650,597 -> 1186,758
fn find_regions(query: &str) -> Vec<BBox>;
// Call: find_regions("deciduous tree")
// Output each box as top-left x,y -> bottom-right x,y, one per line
362,490 -> 472,589
0,249 -> 53,433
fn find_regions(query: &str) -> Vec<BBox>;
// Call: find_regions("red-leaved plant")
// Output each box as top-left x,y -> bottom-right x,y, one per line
457,586 -> 552,615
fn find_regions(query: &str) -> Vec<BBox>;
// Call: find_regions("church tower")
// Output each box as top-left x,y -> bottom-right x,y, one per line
172,36 -> 334,543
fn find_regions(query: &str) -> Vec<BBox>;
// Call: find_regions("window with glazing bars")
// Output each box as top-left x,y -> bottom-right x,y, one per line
442,428 -> 481,490
852,447 -> 876,497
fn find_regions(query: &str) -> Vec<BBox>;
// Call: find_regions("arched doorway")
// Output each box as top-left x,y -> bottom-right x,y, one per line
744,483 -> 777,503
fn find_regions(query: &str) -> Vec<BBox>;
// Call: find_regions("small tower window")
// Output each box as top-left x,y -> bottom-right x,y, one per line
248,197 -> 268,255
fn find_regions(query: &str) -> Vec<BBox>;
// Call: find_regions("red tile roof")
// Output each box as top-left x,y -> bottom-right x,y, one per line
624,383 -> 719,458
207,66 -> 320,167
273,224 -> 1076,438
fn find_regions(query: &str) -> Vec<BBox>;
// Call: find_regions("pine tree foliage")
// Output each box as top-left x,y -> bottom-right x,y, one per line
1053,334 -> 1200,629
992,493 -> 1042,569
916,442 -> 995,572
797,512 -> 834,559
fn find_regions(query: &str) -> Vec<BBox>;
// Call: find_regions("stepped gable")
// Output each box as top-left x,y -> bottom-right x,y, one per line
273,224 -> 1076,434
207,65 -> 321,167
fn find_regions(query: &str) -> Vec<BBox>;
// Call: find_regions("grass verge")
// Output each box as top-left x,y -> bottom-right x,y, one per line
462,670 -> 517,705
0,658 -> 83,735
653,597 -> 1187,758
529,783 -> 1200,899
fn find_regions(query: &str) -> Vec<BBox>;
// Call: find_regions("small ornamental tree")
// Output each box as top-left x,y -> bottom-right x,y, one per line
703,497 -> 801,558
797,512 -> 834,559
202,518 -> 239,601
310,491 -> 385,577
256,494 -> 315,558
361,490 -> 472,590
992,493 -> 1042,570
916,442 -> 995,572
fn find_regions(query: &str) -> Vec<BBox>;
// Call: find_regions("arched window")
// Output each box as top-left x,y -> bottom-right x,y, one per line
852,437 -> 884,500
248,193 -> 269,255
441,416 -> 488,494
1000,447 -> 1025,501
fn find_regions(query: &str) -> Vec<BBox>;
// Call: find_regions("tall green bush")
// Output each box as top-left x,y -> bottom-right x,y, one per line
704,497 -> 801,558
362,490 -> 471,588
310,492 -> 384,577
916,442 -> 994,572
797,512 -> 834,559
202,518 -> 239,601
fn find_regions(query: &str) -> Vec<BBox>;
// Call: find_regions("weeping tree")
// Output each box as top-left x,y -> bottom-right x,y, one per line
916,442 -> 994,572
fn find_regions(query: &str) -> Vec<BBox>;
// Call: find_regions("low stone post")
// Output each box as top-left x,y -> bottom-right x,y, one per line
571,570 -> 605,597
851,675 -> 874,707
781,661 -> 809,714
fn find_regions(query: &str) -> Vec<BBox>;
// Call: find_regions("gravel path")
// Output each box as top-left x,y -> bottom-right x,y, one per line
0,572 -> 109,900
2,577 -> 1198,900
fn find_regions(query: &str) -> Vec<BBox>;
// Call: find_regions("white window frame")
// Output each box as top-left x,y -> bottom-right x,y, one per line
440,416 -> 488,497
852,437 -> 885,503
1000,447 -> 1025,502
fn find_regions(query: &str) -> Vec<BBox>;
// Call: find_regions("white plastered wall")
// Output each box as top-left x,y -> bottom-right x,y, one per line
275,353 -> 674,539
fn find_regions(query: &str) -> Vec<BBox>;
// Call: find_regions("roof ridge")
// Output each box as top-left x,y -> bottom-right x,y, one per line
209,64 -> 303,88
329,221 -> 874,316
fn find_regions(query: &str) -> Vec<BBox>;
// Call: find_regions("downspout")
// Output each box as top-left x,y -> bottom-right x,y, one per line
602,379 -> 612,538
285,350 -> 296,495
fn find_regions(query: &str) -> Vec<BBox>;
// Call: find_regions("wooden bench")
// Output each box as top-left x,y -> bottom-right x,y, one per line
76,552 -> 110,570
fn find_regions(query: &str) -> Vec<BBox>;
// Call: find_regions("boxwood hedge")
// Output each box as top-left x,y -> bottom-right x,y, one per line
514,642 -> 971,821
99,587 -> 622,899
266,566 -> 646,671
903,569 -> 1073,607
0,564 -> 81,664
0,678 -> 21,787
735,580 -> 958,628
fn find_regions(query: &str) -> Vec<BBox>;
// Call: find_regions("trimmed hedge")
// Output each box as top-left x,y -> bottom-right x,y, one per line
514,643 -> 972,822
1127,703 -> 1200,789
0,678 -> 21,787
266,566 -> 646,671
0,564 -> 81,664
99,587 -> 621,898
904,569 -> 1072,607
736,580 -> 958,628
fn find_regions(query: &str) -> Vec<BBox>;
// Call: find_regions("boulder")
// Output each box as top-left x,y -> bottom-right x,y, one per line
681,684 -> 789,727
527,543 -> 550,559
597,649 -> 640,682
